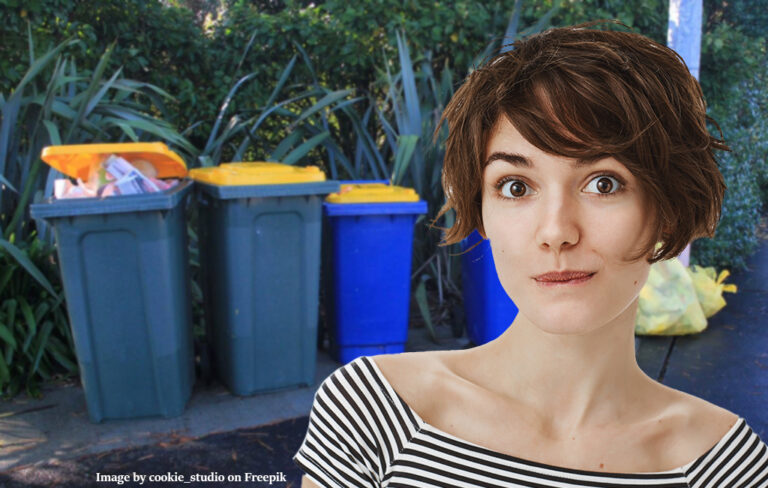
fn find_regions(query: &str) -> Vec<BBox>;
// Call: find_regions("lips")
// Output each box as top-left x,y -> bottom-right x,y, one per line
534,270 -> 596,282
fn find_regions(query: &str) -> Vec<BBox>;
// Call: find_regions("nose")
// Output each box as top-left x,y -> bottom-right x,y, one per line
535,191 -> 580,253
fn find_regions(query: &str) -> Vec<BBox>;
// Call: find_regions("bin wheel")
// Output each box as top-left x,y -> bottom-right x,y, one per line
195,339 -> 214,385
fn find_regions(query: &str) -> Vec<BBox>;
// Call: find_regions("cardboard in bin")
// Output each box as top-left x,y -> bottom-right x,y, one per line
41,142 -> 187,181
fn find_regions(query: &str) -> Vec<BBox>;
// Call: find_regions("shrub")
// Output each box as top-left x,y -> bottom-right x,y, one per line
0,234 -> 77,398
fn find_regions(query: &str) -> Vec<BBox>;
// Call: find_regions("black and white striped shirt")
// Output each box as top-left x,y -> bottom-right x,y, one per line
293,356 -> 768,487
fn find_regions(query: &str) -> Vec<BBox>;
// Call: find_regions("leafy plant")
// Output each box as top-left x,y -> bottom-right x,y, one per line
370,33 -> 461,341
690,6 -> 768,270
189,36 -> 363,171
1,34 -> 195,243
692,43 -> 768,271
0,232 -> 77,399
0,34 -> 195,397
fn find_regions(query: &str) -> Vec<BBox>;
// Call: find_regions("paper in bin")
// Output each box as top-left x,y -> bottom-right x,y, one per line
104,155 -> 161,195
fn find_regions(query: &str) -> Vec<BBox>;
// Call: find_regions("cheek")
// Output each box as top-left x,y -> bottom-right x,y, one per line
589,207 -> 653,295
592,204 -> 654,262
481,202 -> 528,252
482,205 -> 534,293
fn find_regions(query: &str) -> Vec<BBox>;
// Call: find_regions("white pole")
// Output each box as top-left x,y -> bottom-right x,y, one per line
667,0 -> 703,266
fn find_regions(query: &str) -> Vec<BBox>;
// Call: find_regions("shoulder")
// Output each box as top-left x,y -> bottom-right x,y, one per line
671,396 -> 768,484
294,355 -> 429,488
320,353 -> 443,431
369,350 -> 454,421
676,391 -> 740,441
645,387 -> 743,467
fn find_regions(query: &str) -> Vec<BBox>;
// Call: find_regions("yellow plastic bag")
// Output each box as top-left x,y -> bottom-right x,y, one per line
686,265 -> 738,318
635,257 -> 708,336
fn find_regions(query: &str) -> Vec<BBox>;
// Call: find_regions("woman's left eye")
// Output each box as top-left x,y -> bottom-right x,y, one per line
584,175 -> 622,195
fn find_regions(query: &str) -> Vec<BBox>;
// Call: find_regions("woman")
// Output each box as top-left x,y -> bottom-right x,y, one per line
294,22 -> 768,487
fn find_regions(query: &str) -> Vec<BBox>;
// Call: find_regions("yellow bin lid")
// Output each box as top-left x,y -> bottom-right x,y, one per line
325,183 -> 420,203
189,162 -> 326,185
41,142 -> 187,180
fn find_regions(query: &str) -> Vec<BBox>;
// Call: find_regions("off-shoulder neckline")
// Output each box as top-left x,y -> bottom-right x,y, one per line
359,355 -> 744,478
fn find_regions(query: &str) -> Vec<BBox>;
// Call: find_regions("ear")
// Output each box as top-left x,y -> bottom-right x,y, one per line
661,222 -> 673,240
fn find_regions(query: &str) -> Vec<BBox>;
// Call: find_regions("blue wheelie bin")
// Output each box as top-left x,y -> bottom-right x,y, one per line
323,183 -> 427,364
317,180 -> 389,348
29,143 -> 194,423
461,230 -> 519,345
189,162 -> 339,396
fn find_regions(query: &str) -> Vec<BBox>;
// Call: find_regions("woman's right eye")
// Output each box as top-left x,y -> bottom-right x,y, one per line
497,179 -> 531,199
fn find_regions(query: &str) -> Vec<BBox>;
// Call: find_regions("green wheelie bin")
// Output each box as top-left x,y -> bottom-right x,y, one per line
189,162 -> 339,396
29,143 -> 194,422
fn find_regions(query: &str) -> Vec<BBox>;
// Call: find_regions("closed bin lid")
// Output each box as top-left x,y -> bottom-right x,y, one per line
325,183 -> 419,203
189,162 -> 326,185
41,142 -> 187,180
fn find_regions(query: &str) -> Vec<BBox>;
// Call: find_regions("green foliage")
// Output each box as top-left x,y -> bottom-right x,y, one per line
0,232 -> 77,399
61,1 -> 208,126
692,45 -> 768,270
0,0 -> 765,398
0,0 -> 79,89
549,0 -> 668,42
691,141 -> 763,271
0,35 -> 194,397
699,22 -> 762,108
704,0 -> 768,40
2,0 -> 522,157
0,0 -> 210,144
1,35 -> 194,245
373,33 -> 460,339
691,3 -> 768,270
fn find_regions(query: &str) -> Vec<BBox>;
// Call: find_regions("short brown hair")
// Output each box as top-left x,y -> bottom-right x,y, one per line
435,21 -> 728,263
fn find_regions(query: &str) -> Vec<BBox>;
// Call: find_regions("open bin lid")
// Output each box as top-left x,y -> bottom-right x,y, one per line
189,162 -> 326,185
41,142 -> 187,180
325,183 -> 419,203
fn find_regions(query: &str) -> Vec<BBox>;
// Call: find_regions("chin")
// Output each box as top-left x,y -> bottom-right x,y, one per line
516,304 -> 617,336
531,317 -> 602,336
536,322 -> 604,336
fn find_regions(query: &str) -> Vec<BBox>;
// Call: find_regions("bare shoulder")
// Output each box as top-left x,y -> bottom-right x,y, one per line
647,386 -> 740,466
675,389 -> 739,438
684,393 -> 740,444
370,350 -> 455,418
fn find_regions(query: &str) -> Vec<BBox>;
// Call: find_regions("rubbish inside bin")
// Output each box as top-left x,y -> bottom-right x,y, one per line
41,142 -> 187,200
53,154 -> 179,199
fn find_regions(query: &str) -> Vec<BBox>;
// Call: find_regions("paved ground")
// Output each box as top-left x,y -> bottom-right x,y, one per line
1,234 -> 766,487
0,320 -> 470,487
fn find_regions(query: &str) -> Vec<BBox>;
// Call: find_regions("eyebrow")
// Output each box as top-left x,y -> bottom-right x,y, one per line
484,152 -> 602,168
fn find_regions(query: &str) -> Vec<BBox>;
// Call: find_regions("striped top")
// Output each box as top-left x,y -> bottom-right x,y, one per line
293,356 -> 768,487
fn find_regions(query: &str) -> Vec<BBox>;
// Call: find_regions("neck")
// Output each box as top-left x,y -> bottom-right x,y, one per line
477,297 -> 658,438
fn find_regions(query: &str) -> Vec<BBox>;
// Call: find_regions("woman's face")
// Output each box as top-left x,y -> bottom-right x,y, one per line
481,117 -> 656,335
